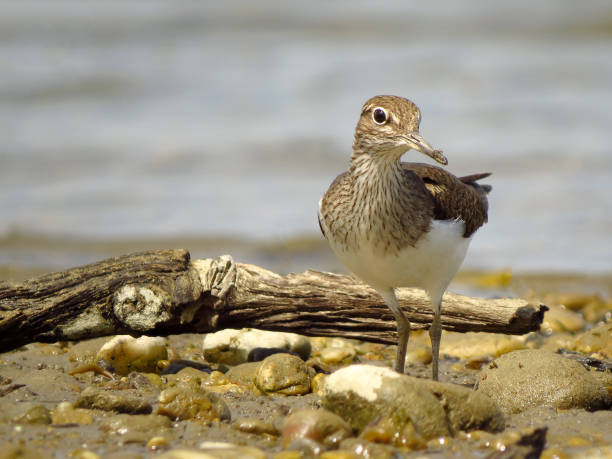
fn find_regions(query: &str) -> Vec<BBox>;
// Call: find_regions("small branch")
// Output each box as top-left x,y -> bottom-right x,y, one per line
0,250 -> 547,352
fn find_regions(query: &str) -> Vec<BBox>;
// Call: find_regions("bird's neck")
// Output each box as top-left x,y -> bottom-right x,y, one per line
349,147 -> 404,190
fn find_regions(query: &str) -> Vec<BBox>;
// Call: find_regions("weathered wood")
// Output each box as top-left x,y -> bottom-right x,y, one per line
0,250 -> 547,353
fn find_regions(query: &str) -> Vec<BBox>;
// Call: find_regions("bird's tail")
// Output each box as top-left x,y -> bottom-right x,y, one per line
459,172 -> 492,195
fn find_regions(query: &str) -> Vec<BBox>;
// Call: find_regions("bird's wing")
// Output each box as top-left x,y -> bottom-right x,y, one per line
318,171 -> 350,239
401,162 -> 491,237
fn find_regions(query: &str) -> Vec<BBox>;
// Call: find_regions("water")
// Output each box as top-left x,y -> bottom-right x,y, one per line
1,1 -> 612,274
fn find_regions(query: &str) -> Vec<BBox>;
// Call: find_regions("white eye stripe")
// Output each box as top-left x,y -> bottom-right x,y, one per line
372,107 -> 388,124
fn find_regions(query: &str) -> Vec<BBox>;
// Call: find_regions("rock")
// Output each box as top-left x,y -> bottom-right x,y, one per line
321,365 -> 448,439
167,366 -> 214,386
147,436 -> 170,452
440,331 -> 526,360
420,378 -> 505,434
255,353 -> 312,395
339,438 -> 396,459
404,345 -> 432,365
321,365 -> 505,441
225,362 -> 261,387
541,305 -> 586,333
571,322 -> 612,358
0,445 -> 52,459
318,347 -> 356,365
360,416 -> 427,449
100,413 -> 171,436
97,335 -> 168,375
232,417 -> 279,436
11,404 -> 52,425
157,444 -> 266,459
203,328 -> 311,365
311,373 -> 326,395
74,386 -> 152,414
319,452 -> 361,459
281,408 -> 353,449
475,349 -> 611,414
156,385 -> 231,422
51,402 -> 94,425
248,347 -> 302,362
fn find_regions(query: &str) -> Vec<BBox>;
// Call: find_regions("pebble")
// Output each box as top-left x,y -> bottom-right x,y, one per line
225,362 -> 261,387
255,353 -> 312,395
339,438 -> 396,459
403,345 -> 432,365
440,331 -> 526,360
203,328 -> 311,365
97,335 -> 168,376
70,451 -> 101,459
281,408 -> 353,449
311,373 -> 326,395
541,305 -> 586,333
11,404 -> 52,425
156,385 -> 231,422
0,446 -> 52,459
272,452 -> 303,459
570,322 -> 612,357
318,347 -> 356,365
360,417 -> 426,449
178,443 -> 267,459
74,386 -> 152,414
475,349 -> 611,414
51,401 -> 94,425
319,452 -> 361,459
100,413 -> 171,436
233,417 -> 280,436
146,436 -> 170,451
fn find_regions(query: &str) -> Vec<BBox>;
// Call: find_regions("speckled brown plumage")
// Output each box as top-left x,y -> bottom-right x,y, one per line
318,95 -> 490,252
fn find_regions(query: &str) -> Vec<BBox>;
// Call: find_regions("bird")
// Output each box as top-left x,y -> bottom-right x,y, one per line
318,95 -> 491,380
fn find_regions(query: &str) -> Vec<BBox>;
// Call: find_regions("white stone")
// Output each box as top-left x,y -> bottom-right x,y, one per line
202,328 -> 311,365
322,364 -> 400,402
97,335 -> 168,375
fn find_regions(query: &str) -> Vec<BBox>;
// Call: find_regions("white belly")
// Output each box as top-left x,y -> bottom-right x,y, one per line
327,219 -> 471,296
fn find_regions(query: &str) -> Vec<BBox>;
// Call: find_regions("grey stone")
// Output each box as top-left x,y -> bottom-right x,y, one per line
75,386 -> 152,414
475,349 -> 611,414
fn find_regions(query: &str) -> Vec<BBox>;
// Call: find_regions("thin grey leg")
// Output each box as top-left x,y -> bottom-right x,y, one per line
379,289 -> 410,374
429,289 -> 444,381
429,309 -> 441,380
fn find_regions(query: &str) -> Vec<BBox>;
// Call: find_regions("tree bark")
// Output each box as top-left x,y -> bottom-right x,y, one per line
0,249 -> 547,353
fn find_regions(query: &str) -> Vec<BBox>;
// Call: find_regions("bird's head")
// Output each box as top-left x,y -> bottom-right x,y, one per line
353,95 -> 447,165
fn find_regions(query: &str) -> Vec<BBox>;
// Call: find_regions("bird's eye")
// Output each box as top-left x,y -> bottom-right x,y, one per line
372,107 -> 387,124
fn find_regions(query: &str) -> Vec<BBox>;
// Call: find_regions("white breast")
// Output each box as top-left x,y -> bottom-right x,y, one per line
322,215 -> 471,299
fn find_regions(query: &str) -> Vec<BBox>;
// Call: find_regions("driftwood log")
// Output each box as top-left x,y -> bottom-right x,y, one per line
0,249 -> 547,353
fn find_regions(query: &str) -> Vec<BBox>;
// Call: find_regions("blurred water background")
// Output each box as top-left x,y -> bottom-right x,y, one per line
1,1 -> 611,279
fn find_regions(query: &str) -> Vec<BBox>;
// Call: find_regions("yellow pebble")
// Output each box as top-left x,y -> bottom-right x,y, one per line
147,436 -> 169,451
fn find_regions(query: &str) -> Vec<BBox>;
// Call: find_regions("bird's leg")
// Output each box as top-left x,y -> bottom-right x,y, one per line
379,289 -> 410,374
428,292 -> 443,381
